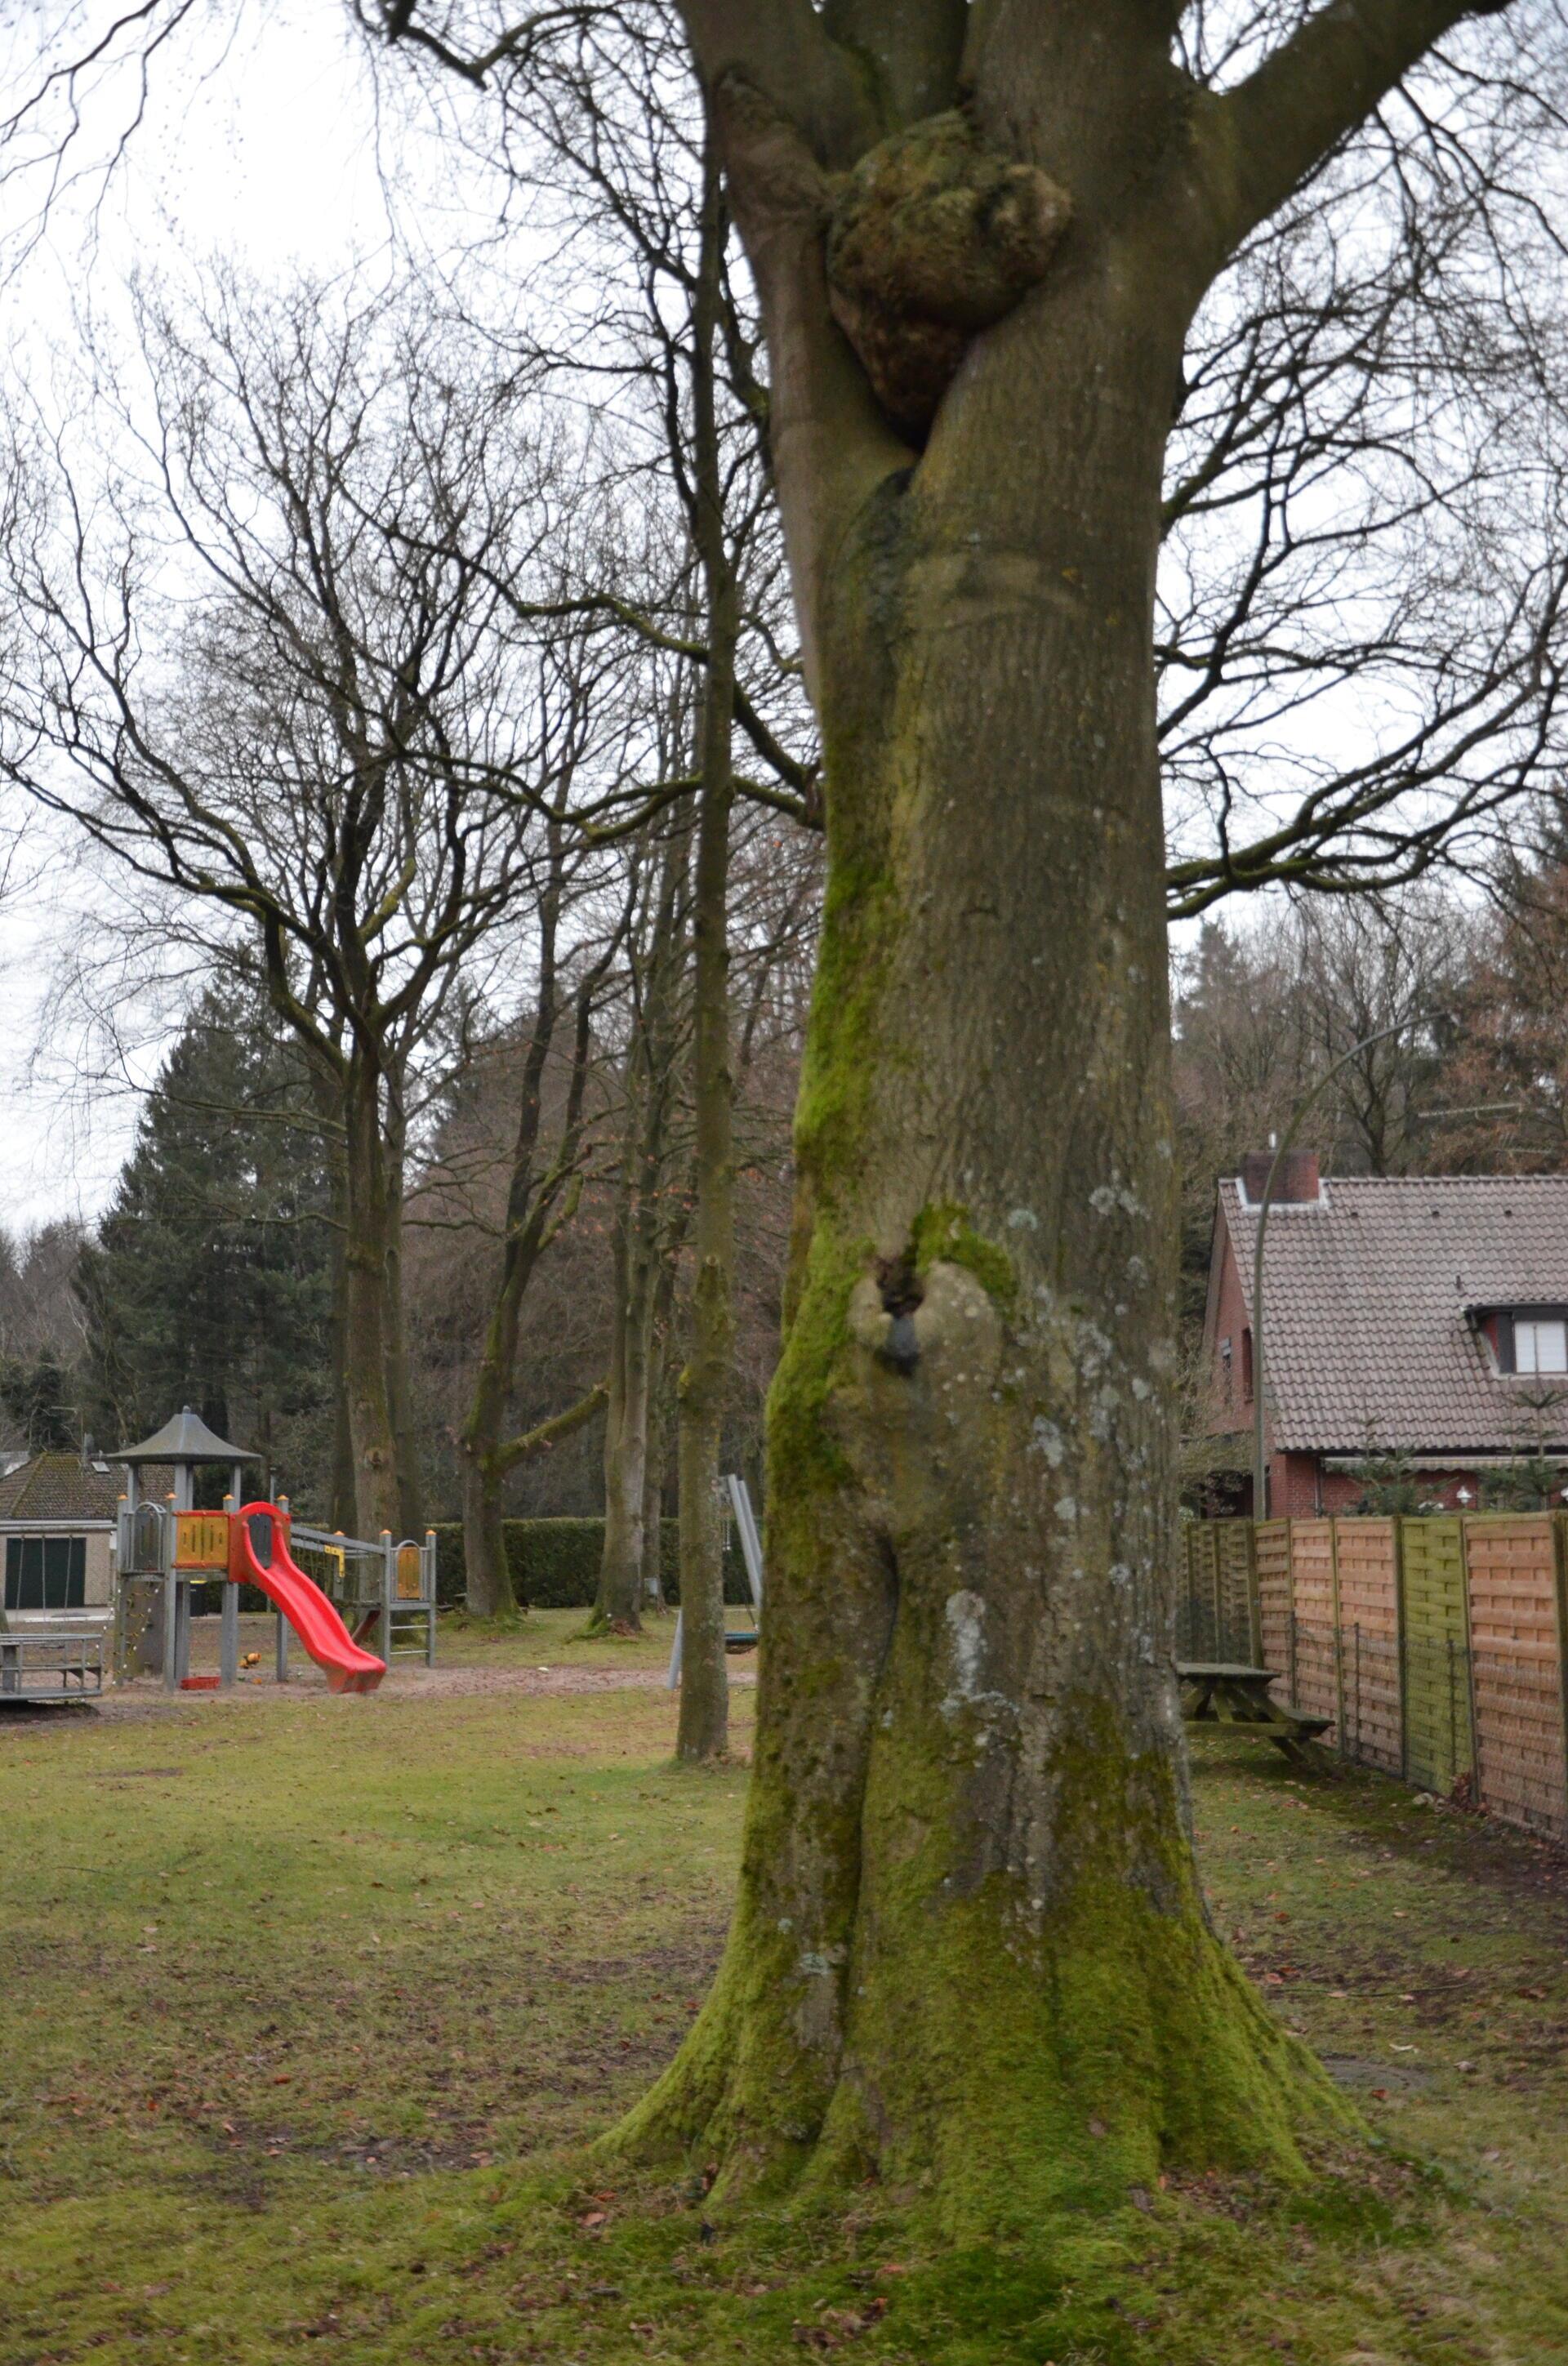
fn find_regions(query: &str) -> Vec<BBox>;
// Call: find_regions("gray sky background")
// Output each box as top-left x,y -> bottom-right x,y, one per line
0,5 -> 411,1235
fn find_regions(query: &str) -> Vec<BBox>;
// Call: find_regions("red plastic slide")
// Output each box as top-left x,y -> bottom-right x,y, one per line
229,1503 -> 386,1694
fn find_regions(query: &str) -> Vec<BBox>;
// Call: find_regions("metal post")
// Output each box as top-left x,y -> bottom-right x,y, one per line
220,1581 -> 238,1689
724,1474 -> 766,1611
275,1611 -> 288,1683
175,1580 -> 192,1686
216,1491 -> 235,1689
425,1530 -> 437,1666
161,1501 -> 178,1692
380,1532 -> 394,1668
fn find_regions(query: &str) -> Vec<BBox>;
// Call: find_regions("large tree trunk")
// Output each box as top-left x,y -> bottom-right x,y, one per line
460,1449 -> 514,1622
621,7 -> 1356,2225
675,132 -> 739,1762
341,1054 -> 403,1538
459,1270 -> 527,1624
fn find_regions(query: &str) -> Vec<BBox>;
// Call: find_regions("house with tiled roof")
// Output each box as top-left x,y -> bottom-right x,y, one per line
1201,1155 -> 1568,1517
0,1447 -> 122,1622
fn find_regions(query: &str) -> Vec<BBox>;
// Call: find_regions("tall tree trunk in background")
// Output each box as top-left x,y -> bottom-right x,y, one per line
641,1256 -> 678,1609
460,849 -> 608,1619
610,0 -> 1464,2223
383,1074 -> 423,1539
595,1205 -> 654,1629
306,1056 -> 358,1531
341,1052 -> 402,1538
675,132 -> 739,1763
596,819 -> 688,1627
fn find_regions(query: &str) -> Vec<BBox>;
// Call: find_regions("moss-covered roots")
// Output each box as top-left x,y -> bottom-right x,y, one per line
614,1687 -> 1348,2239
608,1211 -> 1349,2238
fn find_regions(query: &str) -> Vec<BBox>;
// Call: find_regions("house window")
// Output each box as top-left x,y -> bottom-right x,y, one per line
1515,1318 -> 1568,1375
1241,1327 -> 1254,1401
3,1535 -> 87,1611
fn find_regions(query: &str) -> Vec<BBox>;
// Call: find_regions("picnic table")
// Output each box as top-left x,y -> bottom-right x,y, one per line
1177,1662 -> 1331,1764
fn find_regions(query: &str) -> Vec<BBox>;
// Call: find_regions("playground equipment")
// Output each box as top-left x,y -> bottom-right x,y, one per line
229,1504 -> 386,1693
109,1406 -> 435,1693
0,1630 -> 105,1702
666,1474 -> 764,1690
287,1521 -> 437,1676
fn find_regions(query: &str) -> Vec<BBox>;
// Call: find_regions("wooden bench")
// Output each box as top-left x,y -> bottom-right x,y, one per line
1178,1662 -> 1331,1765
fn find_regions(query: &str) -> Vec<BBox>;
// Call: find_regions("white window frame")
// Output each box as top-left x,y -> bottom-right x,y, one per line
1515,1317 -> 1568,1375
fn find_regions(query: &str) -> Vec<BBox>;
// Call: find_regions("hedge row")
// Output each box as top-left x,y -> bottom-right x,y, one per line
429,1517 -> 751,1611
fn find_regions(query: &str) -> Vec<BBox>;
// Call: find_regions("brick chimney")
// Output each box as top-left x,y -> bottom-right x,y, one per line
1241,1149 -> 1321,1206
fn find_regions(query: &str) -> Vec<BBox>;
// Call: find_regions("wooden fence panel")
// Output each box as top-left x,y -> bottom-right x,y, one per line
1185,1522 -> 1221,1659
1399,1516 -> 1472,1796
1216,1521 -> 1260,1664
1464,1515 -> 1568,1839
1254,1521 -> 1293,1703
1290,1519 -> 1339,1736
1333,1518 -> 1402,1773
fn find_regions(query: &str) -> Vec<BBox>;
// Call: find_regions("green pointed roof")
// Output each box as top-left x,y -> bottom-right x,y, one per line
108,1406 -> 259,1467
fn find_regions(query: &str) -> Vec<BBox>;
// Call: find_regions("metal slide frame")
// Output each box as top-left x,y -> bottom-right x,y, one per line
666,1474 -> 764,1690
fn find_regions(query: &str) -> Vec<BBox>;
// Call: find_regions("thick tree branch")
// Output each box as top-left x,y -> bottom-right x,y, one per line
1205,0 -> 1517,259
674,1 -> 872,166
494,1380 -> 608,1475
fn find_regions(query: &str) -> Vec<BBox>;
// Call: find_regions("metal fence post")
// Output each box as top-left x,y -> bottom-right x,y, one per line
380,1532 -> 394,1668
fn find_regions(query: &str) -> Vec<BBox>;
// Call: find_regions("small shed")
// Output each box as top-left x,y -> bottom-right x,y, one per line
0,1449 -> 121,1620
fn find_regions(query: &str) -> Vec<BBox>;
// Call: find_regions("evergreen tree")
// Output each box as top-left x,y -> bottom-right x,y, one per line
76,988 -> 336,1495
0,1349 -> 78,1451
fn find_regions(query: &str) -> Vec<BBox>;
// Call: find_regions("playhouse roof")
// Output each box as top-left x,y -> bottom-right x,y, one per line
108,1406 -> 259,1467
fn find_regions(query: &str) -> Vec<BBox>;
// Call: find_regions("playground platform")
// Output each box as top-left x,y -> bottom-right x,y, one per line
0,1629 -> 105,1702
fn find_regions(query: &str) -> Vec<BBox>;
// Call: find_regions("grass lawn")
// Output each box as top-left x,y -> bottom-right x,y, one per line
2,1614 -> 1567,2363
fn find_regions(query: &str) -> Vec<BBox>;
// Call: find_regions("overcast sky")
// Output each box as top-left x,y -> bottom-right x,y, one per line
0,4 -> 419,1234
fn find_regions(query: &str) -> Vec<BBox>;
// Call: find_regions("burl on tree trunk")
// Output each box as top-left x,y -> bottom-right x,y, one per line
612,0 -> 1502,2234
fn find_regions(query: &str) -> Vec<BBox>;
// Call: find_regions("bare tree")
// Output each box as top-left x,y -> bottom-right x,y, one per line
0,275 -> 597,1535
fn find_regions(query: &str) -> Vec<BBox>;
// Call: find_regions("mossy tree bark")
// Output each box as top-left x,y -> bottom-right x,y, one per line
675,131 -> 740,1763
617,0 -> 1503,2230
